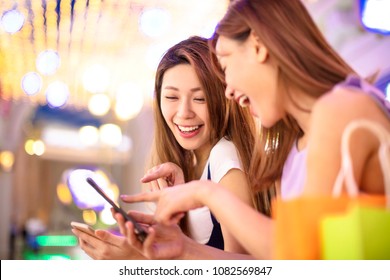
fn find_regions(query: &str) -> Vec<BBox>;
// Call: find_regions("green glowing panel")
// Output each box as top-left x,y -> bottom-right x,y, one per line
36,235 -> 78,247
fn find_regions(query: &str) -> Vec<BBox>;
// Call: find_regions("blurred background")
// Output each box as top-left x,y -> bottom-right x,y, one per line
0,0 -> 389,260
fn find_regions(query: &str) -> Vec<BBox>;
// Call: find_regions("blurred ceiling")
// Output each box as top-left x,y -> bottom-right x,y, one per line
0,0 -> 228,113
0,0 -> 389,119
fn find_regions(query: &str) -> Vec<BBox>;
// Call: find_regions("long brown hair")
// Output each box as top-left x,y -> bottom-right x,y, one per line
151,36 -> 263,214
210,0 -> 356,194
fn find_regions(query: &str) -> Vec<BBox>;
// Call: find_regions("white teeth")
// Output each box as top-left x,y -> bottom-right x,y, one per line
239,96 -> 249,108
178,125 -> 199,132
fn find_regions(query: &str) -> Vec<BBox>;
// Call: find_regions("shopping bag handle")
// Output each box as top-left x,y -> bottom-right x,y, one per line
332,119 -> 390,207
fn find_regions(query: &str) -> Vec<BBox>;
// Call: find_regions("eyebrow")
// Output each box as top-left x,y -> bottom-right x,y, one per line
163,86 -> 202,93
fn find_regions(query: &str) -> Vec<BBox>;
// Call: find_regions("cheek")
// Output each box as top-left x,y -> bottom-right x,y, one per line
226,62 -> 254,91
199,107 -> 210,129
160,102 -> 172,121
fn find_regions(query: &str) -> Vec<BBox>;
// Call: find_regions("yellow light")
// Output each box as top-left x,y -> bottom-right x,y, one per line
0,150 -> 15,171
57,183 -> 73,205
82,209 -> 97,225
88,93 -> 111,116
24,139 -> 35,155
79,125 -> 99,146
99,124 -> 122,147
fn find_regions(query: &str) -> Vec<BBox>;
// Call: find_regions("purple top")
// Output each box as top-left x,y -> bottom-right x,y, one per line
281,75 -> 390,199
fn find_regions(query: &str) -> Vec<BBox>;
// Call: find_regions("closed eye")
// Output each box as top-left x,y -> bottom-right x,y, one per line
164,96 -> 178,100
194,97 -> 206,103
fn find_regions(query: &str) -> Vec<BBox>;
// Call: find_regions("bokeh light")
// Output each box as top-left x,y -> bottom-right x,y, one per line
0,151 -> 15,172
45,81 -> 69,108
67,169 -> 110,210
99,124 -> 122,147
36,50 -> 61,75
361,0 -> 390,34
1,9 -> 25,34
56,183 -> 73,205
21,72 -> 42,96
24,139 -> 35,155
78,126 -> 99,147
33,140 -> 45,156
88,93 -> 111,116
82,209 -> 97,226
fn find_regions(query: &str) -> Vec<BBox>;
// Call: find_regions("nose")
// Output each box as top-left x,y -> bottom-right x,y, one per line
225,86 -> 235,100
176,99 -> 195,119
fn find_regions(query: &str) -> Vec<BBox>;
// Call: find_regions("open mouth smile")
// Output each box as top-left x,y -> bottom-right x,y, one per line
176,125 -> 201,133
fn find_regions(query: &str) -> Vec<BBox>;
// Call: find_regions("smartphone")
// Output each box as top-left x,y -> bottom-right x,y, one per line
85,177 -> 147,243
71,221 -> 96,236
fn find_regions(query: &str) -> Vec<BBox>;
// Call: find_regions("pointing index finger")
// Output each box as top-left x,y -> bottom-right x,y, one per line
120,191 -> 161,203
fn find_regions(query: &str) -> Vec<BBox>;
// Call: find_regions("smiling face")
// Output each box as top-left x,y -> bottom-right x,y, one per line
160,63 -> 211,155
215,34 -> 284,128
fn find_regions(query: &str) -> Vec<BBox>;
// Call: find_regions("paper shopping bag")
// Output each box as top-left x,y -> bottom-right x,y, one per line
274,119 -> 390,260
320,202 -> 390,259
272,195 -> 385,260
320,119 -> 390,259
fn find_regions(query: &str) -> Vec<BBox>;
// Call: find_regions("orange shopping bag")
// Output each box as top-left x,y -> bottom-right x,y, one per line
273,120 -> 388,260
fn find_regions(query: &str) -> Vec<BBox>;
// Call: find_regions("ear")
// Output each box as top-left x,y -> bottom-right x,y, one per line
249,31 -> 268,63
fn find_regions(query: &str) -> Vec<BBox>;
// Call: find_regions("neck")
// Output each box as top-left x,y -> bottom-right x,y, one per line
285,89 -> 316,136
193,144 -> 213,179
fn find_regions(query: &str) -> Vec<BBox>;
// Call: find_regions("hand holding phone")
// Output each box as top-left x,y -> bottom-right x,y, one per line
86,177 -> 148,243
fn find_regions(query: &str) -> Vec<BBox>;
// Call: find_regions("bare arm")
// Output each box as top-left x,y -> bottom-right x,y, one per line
121,181 -> 273,259
304,88 -> 390,196
217,168 -> 254,253
114,210 -> 256,260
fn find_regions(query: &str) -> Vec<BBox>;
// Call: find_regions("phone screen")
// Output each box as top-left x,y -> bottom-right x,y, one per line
86,177 -> 147,243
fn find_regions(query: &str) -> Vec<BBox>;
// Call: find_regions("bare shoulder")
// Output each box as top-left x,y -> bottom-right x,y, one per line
311,86 -> 389,130
304,86 -> 390,196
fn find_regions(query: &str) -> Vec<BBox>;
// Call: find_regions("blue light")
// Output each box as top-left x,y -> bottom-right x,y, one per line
360,0 -> 390,35
386,83 -> 390,102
